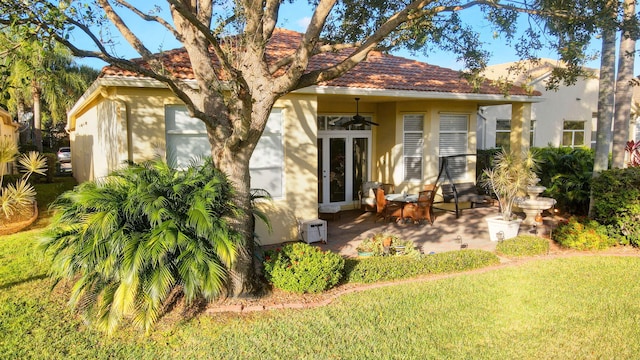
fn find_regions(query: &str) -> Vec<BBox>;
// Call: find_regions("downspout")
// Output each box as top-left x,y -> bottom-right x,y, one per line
477,106 -> 487,150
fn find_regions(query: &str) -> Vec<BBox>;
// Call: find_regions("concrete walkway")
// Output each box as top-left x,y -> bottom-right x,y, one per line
310,205 -> 552,257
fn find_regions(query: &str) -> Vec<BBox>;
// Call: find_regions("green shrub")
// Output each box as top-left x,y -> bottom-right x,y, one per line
495,235 -> 549,257
534,146 -> 594,215
41,157 -> 241,334
552,217 -> 615,250
344,249 -> 500,284
264,243 -> 345,294
591,167 -> 640,246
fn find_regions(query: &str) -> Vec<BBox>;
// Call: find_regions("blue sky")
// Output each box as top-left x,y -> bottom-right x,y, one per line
75,2 -> 606,72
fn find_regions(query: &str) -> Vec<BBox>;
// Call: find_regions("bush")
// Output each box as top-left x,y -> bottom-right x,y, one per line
534,146 -> 594,215
344,249 -> 500,284
41,157 -> 241,334
591,167 -> 640,246
264,243 -> 345,294
495,235 -> 549,257
552,217 -> 615,250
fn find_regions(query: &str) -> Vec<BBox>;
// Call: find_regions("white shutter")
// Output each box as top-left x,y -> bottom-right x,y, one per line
250,109 -> 284,198
439,114 -> 469,180
404,115 -> 423,181
165,105 -> 209,168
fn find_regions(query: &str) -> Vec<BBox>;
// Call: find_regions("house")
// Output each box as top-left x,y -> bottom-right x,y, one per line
0,107 -> 19,143
66,29 -> 540,245
0,107 -> 19,175
479,59 -> 607,150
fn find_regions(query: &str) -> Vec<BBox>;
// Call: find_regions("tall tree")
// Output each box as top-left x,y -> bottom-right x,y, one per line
612,0 -> 637,168
0,1 -> 612,296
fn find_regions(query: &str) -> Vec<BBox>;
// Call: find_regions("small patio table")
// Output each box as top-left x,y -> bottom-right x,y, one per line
385,193 -> 418,222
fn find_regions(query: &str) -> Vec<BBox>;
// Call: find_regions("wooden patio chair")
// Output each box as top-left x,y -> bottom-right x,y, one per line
374,188 -> 402,222
405,187 -> 438,225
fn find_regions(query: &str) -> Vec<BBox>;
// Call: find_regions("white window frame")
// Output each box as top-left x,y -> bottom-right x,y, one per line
495,118 -> 511,150
496,119 -> 536,149
165,105 -> 285,199
403,114 -> 424,182
562,120 -> 586,148
439,113 -> 469,181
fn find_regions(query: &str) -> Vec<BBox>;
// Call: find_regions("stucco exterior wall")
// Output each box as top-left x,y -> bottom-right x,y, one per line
0,109 -> 18,175
254,94 -> 318,244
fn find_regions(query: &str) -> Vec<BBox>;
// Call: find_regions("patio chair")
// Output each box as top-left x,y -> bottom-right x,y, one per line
405,187 -> 438,225
359,181 -> 380,212
380,183 -> 395,195
374,188 -> 402,222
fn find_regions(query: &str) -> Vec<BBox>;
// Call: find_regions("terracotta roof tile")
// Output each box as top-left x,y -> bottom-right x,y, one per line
101,28 -> 536,97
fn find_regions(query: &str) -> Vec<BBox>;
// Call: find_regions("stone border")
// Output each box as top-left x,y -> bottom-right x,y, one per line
0,202 -> 38,236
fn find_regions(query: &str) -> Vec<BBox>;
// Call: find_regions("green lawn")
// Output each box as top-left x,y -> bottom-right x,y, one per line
2,178 -> 640,358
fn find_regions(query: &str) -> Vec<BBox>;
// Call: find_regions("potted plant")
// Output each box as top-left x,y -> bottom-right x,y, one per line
482,149 -> 538,241
356,237 -> 379,257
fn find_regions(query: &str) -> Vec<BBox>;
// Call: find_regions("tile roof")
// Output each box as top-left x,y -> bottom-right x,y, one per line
101,28 -> 536,97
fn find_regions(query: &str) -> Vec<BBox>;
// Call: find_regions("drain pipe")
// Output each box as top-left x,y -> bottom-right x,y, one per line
477,106 -> 487,149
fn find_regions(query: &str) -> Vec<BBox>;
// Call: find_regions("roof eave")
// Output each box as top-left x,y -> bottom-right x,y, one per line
294,85 -> 543,104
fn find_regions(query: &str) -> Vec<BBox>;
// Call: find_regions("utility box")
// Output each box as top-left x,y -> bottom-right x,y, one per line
299,219 -> 327,244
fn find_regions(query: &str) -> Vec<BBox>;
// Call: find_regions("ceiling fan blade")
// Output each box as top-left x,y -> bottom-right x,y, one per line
365,120 -> 380,126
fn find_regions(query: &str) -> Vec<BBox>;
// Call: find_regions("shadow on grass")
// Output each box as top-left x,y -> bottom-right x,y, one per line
0,274 -> 48,290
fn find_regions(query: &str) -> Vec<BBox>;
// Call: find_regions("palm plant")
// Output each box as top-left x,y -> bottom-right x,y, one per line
483,149 -> 539,221
41,157 -> 242,334
0,144 -> 47,219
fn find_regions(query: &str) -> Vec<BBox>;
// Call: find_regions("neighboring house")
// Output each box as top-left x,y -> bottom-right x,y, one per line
479,59 -> 600,150
66,29 -> 540,245
0,107 -> 19,174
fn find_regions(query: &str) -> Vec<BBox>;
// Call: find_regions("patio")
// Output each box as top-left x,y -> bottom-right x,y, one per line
311,204 -> 554,257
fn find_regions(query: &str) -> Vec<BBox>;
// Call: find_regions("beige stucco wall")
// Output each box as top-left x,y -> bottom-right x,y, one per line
0,108 -> 18,175
0,109 -> 18,144
254,94 -> 318,244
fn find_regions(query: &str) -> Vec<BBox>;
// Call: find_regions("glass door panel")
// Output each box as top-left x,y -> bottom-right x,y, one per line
352,138 -> 368,201
329,138 -> 346,203
317,139 -> 323,202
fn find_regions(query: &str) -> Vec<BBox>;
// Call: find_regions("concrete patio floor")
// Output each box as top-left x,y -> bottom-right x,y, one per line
308,204 -> 553,257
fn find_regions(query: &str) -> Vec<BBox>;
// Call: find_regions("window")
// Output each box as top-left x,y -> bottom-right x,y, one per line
403,115 -> 424,181
250,109 -> 284,198
495,119 -> 511,150
439,114 -> 469,180
562,120 -> 585,148
530,120 -> 536,146
165,105 -> 210,168
165,106 -> 284,198
317,115 -> 374,131
495,119 -> 536,149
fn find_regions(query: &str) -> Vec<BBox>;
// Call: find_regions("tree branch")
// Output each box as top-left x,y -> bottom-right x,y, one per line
113,0 -> 182,41
96,0 -> 154,59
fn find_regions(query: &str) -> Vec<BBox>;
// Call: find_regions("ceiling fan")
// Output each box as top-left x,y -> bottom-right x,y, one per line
343,98 -> 379,127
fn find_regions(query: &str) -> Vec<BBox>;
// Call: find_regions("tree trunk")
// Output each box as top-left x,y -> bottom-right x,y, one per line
32,83 -> 43,152
589,27 -> 616,216
215,144 -> 262,297
611,0 -> 636,168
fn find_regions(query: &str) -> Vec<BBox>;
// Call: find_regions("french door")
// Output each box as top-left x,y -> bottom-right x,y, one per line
318,132 -> 371,206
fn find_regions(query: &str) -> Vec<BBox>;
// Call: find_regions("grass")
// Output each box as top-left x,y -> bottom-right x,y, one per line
2,179 -> 640,358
